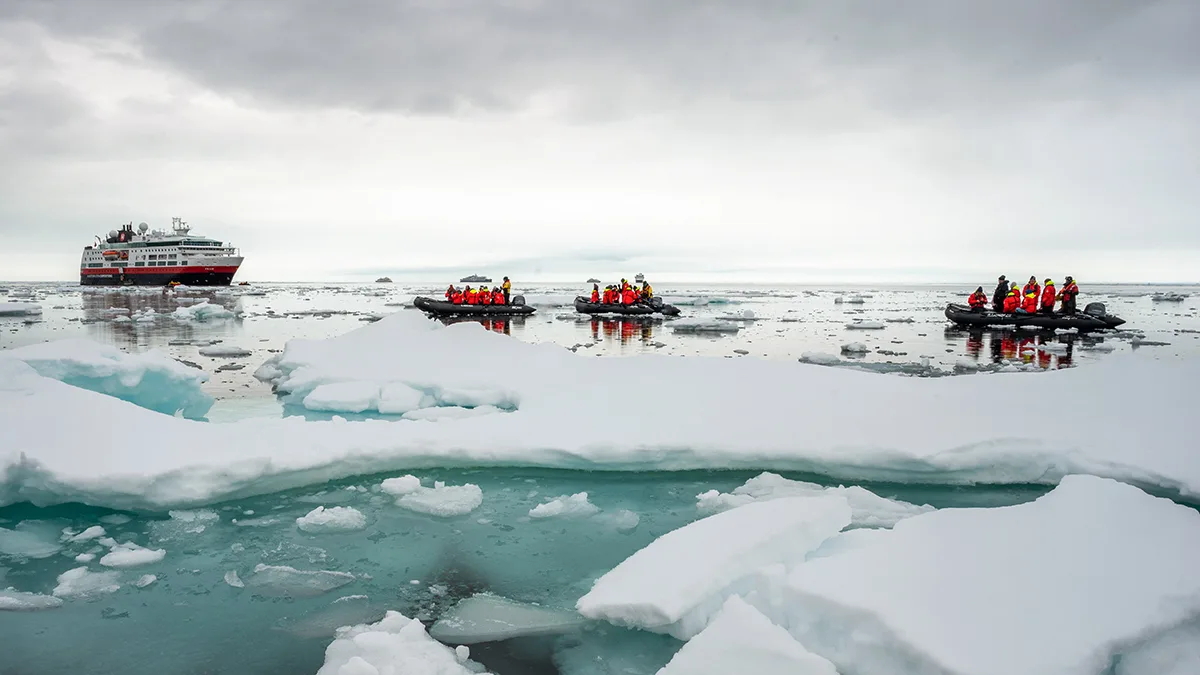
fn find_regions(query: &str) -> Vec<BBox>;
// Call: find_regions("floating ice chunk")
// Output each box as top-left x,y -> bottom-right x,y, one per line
4,338 -> 212,418
377,383 -> 427,415
224,570 -> 245,588
798,352 -> 842,366
152,509 -> 220,540
0,302 -> 42,316
247,564 -> 355,597
297,506 -> 368,533
316,611 -> 486,675
717,309 -> 757,321
0,588 -> 64,611
670,318 -> 740,333
430,593 -> 587,644
604,509 -> 641,532
401,405 -> 500,421
659,596 -> 838,675
100,541 -> 166,568
380,475 -> 422,496
75,553 -> 95,563
845,321 -> 885,330
135,574 -> 157,588
0,522 -> 63,559
70,525 -> 106,543
696,473 -> 932,528
198,344 -> 251,357
52,566 -> 121,598
303,382 -> 380,413
529,493 -> 600,519
776,476 -> 1200,675
577,495 -> 852,639
172,301 -> 234,321
839,342 -> 869,354
393,481 -> 483,517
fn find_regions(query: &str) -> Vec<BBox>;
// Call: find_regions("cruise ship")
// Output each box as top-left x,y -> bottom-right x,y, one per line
80,218 -> 244,286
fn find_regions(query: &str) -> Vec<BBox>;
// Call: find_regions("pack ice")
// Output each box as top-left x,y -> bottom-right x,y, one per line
594,475 -> 1200,675
3,311 -> 1200,510
3,339 -> 212,418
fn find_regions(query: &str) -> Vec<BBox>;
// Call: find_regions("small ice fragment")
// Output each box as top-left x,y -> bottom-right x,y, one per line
296,506 -> 368,533
52,567 -> 121,598
70,526 -> 106,543
529,493 -> 600,519
379,475 -> 421,496
455,645 -> 470,663
135,574 -> 157,588
225,570 -> 245,588
394,482 -> 483,517
100,542 -> 166,568
430,593 -> 588,644
0,588 -> 65,611
840,342 -> 869,354
75,553 -> 96,563
246,564 -> 354,597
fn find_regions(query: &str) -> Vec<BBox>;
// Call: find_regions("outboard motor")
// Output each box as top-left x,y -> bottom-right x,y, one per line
510,295 -> 526,306
1083,302 -> 1107,317
648,297 -> 664,309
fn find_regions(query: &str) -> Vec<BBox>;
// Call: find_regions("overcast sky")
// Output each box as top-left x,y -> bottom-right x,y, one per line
2,0 -> 1198,283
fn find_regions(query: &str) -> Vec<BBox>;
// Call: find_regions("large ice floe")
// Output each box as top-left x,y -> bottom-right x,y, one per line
3,338 -> 212,418
2,310 -> 1200,509
317,610 -> 488,675
579,475 -> 1200,675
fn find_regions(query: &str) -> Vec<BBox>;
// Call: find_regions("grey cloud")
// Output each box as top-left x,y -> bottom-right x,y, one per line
5,0 -> 1197,121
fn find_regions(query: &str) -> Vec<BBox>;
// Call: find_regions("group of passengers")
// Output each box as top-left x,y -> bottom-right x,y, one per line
445,277 -> 512,305
589,278 -> 654,305
966,275 -> 1081,315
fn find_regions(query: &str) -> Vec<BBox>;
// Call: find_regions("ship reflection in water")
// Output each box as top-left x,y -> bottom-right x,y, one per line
80,288 -> 242,348
953,328 -> 1084,370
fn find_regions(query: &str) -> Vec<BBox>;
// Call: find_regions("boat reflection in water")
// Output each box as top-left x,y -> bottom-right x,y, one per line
590,317 -> 658,346
949,327 -> 1083,370
436,315 -> 520,336
80,288 -> 242,348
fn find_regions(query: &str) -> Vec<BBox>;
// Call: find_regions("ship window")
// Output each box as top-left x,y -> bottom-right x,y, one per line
87,263 -> 102,268
135,262 -> 145,267
181,261 -> 187,265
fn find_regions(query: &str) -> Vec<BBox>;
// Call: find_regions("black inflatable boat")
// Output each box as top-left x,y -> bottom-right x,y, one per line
944,302 -> 1125,331
574,296 -> 682,316
414,295 -> 536,316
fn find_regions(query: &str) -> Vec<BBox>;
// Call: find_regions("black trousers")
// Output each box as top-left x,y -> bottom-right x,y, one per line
503,289 -> 510,304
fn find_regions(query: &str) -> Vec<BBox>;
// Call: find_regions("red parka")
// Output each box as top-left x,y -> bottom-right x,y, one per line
968,291 -> 988,308
492,290 -> 505,305
1041,284 -> 1056,311
1003,292 -> 1019,313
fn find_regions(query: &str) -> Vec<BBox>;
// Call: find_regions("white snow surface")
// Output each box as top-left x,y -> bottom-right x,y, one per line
3,338 -> 212,417
3,312 -> 1200,510
172,301 -> 234,321
317,610 -> 490,675
696,472 -> 933,528
0,302 -> 42,316
658,596 -> 838,675
297,506 -> 368,533
429,593 -> 587,644
69,525 -> 107,542
52,566 -> 121,598
392,480 -> 483,517
528,492 -> 600,519
577,495 -> 852,640
767,476 -> 1200,675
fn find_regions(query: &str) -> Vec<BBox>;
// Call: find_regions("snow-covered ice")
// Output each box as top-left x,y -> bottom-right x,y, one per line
390,479 -> 483,517
172,301 -> 235,321
0,302 -> 42,316
768,476 -> 1200,675
69,525 -> 106,542
197,344 -> 251,357
0,588 -> 64,611
695,472 -> 933,528
3,338 -> 212,418
3,312 -> 1200,511
52,566 -> 121,598
839,342 -> 869,354
577,495 -> 851,639
658,596 -> 838,675
429,593 -> 587,644
99,541 -> 166,568
529,492 -> 600,519
845,321 -> 885,330
316,611 -> 488,675
296,506 -> 368,533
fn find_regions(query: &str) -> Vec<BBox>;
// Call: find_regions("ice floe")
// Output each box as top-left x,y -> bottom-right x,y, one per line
172,301 -> 235,321
695,472 -> 933,528
99,541 -> 166,568
670,317 -> 741,333
764,476 -> 1200,675
577,495 -> 851,639
429,593 -> 587,644
3,338 -> 212,418
0,302 -> 42,316
0,588 -> 64,611
529,492 -> 600,519
52,566 -> 121,598
197,344 -> 252,357
3,311 -> 1200,511
382,477 -> 483,517
658,596 -> 838,675
316,611 -> 486,675
0,522 -> 63,559
245,564 -> 355,597
68,525 -> 107,543
296,506 -> 368,533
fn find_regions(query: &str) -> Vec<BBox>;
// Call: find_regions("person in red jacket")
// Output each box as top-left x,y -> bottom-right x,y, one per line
1058,276 -> 1079,314
590,284 -> 600,303
451,290 -> 464,304
1040,279 -> 1056,313
445,285 -> 456,302
604,286 -> 616,304
967,286 -> 989,311
1003,285 -> 1020,313
492,287 -> 505,305
1022,276 -> 1040,313
479,287 -> 492,305
622,287 -> 636,305
464,286 -> 478,305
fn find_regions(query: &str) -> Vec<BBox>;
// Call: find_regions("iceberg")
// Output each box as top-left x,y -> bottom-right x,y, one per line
3,338 -> 212,418
3,312 -> 1200,511
317,611 -> 488,675
695,472 -> 933,528
577,495 -> 851,639
658,596 -> 838,675
768,476 -> 1200,675
171,300 -> 235,321
429,593 -> 587,644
